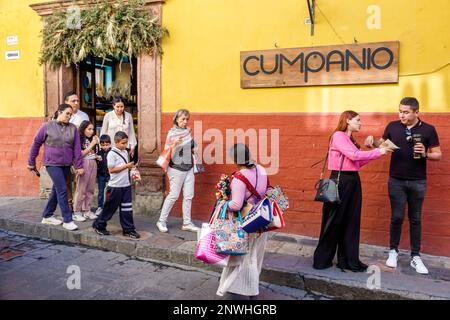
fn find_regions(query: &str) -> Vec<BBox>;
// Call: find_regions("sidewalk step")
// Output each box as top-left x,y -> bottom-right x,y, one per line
0,197 -> 449,300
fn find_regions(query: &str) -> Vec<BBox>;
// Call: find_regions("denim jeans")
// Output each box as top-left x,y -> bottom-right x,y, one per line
97,175 -> 110,209
43,166 -> 72,223
388,177 -> 427,257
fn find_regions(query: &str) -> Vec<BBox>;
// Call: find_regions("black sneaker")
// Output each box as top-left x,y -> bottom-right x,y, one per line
123,230 -> 141,239
93,227 -> 111,236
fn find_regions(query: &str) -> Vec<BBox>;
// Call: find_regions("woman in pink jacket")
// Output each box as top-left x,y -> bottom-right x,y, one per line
313,111 -> 393,272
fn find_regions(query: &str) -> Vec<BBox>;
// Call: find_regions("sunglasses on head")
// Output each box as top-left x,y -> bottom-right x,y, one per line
405,128 -> 412,142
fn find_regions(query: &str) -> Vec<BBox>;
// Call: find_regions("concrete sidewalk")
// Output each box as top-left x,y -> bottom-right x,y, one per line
0,197 -> 449,300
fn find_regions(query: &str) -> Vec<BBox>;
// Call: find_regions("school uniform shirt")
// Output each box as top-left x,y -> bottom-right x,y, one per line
107,147 -> 130,188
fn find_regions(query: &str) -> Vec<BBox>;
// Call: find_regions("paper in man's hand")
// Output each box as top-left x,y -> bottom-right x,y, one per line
379,139 -> 400,150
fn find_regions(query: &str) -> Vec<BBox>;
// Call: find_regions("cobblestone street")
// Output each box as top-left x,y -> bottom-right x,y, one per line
0,231 -> 329,300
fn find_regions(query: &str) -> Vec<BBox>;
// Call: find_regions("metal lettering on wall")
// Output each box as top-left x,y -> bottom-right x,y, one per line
240,41 -> 399,88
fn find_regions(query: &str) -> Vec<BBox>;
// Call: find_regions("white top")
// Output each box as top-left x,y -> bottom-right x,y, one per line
69,109 -> 90,128
107,147 -> 130,188
100,111 -> 137,149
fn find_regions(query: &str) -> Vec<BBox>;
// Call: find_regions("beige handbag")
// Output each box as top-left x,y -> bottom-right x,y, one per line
241,202 -> 253,218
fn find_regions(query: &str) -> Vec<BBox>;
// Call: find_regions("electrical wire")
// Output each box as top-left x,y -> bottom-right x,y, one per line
399,62 -> 450,77
314,3 -> 450,78
315,2 -> 346,44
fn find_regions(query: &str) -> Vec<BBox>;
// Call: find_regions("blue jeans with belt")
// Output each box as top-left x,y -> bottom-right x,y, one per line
388,177 -> 427,257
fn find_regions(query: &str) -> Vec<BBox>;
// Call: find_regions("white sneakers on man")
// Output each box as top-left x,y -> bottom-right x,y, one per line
386,250 -> 429,274
63,221 -> 78,231
83,211 -> 98,220
386,249 -> 398,268
72,212 -> 86,222
411,256 -> 429,274
41,216 -> 63,226
156,221 -> 168,233
181,223 -> 200,233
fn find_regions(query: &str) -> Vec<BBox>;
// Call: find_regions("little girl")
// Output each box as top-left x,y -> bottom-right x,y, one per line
73,120 -> 100,221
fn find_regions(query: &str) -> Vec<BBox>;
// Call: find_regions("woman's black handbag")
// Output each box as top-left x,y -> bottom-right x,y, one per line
314,151 -> 344,204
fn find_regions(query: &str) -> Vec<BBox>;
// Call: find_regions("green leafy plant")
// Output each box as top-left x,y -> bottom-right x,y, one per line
39,0 -> 168,70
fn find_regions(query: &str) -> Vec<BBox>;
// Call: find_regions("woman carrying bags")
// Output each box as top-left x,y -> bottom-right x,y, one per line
313,110 -> 394,272
216,143 -> 268,300
156,109 -> 199,233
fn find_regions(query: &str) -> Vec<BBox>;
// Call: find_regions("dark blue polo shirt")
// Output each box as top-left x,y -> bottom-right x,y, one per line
383,119 -> 440,180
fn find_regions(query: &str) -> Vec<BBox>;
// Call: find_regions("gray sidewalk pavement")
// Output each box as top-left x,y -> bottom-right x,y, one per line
0,196 -> 449,300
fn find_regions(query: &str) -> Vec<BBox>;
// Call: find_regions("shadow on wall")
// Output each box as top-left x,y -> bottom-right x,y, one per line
160,110 -> 450,256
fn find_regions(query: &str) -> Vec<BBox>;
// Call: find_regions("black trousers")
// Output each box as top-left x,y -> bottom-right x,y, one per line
93,186 -> 136,233
388,177 -> 426,256
313,171 -> 366,271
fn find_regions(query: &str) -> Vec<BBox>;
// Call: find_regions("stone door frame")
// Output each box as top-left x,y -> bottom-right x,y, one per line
30,0 -> 165,214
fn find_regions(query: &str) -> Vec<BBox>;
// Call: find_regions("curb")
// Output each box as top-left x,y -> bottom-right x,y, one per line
0,217 -> 447,300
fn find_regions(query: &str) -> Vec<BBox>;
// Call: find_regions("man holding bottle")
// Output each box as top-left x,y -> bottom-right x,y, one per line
365,97 -> 442,274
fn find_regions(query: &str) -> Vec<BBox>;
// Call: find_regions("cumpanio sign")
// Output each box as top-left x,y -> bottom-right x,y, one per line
240,41 -> 399,88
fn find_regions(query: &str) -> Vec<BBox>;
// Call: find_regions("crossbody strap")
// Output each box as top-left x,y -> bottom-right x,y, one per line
233,168 -> 262,201
111,150 -> 131,182
112,149 -> 128,165
321,141 -> 345,185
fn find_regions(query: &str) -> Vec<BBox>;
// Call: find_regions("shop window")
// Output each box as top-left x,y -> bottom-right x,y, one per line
77,55 -> 138,136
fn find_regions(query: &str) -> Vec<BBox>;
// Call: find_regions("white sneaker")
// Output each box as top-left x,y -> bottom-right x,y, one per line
386,249 -> 398,268
83,211 -> 98,220
72,212 -> 86,222
63,221 -> 78,231
95,207 -> 103,216
181,223 -> 200,232
411,256 -> 429,274
41,216 -> 63,226
156,221 -> 168,233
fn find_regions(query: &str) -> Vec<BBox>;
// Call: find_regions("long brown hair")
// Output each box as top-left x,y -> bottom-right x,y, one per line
331,110 -> 360,148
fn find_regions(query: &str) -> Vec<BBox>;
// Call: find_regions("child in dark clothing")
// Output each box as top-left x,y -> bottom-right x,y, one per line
95,134 -> 111,216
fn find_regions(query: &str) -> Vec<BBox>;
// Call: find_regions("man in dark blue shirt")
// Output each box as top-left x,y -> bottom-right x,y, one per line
365,97 -> 442,275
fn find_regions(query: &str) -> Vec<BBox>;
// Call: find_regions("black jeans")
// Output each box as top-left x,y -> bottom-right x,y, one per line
388,177 -> 427,257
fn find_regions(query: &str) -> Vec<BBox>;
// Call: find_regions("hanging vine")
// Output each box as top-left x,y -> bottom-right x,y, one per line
39,0 -> 168,70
